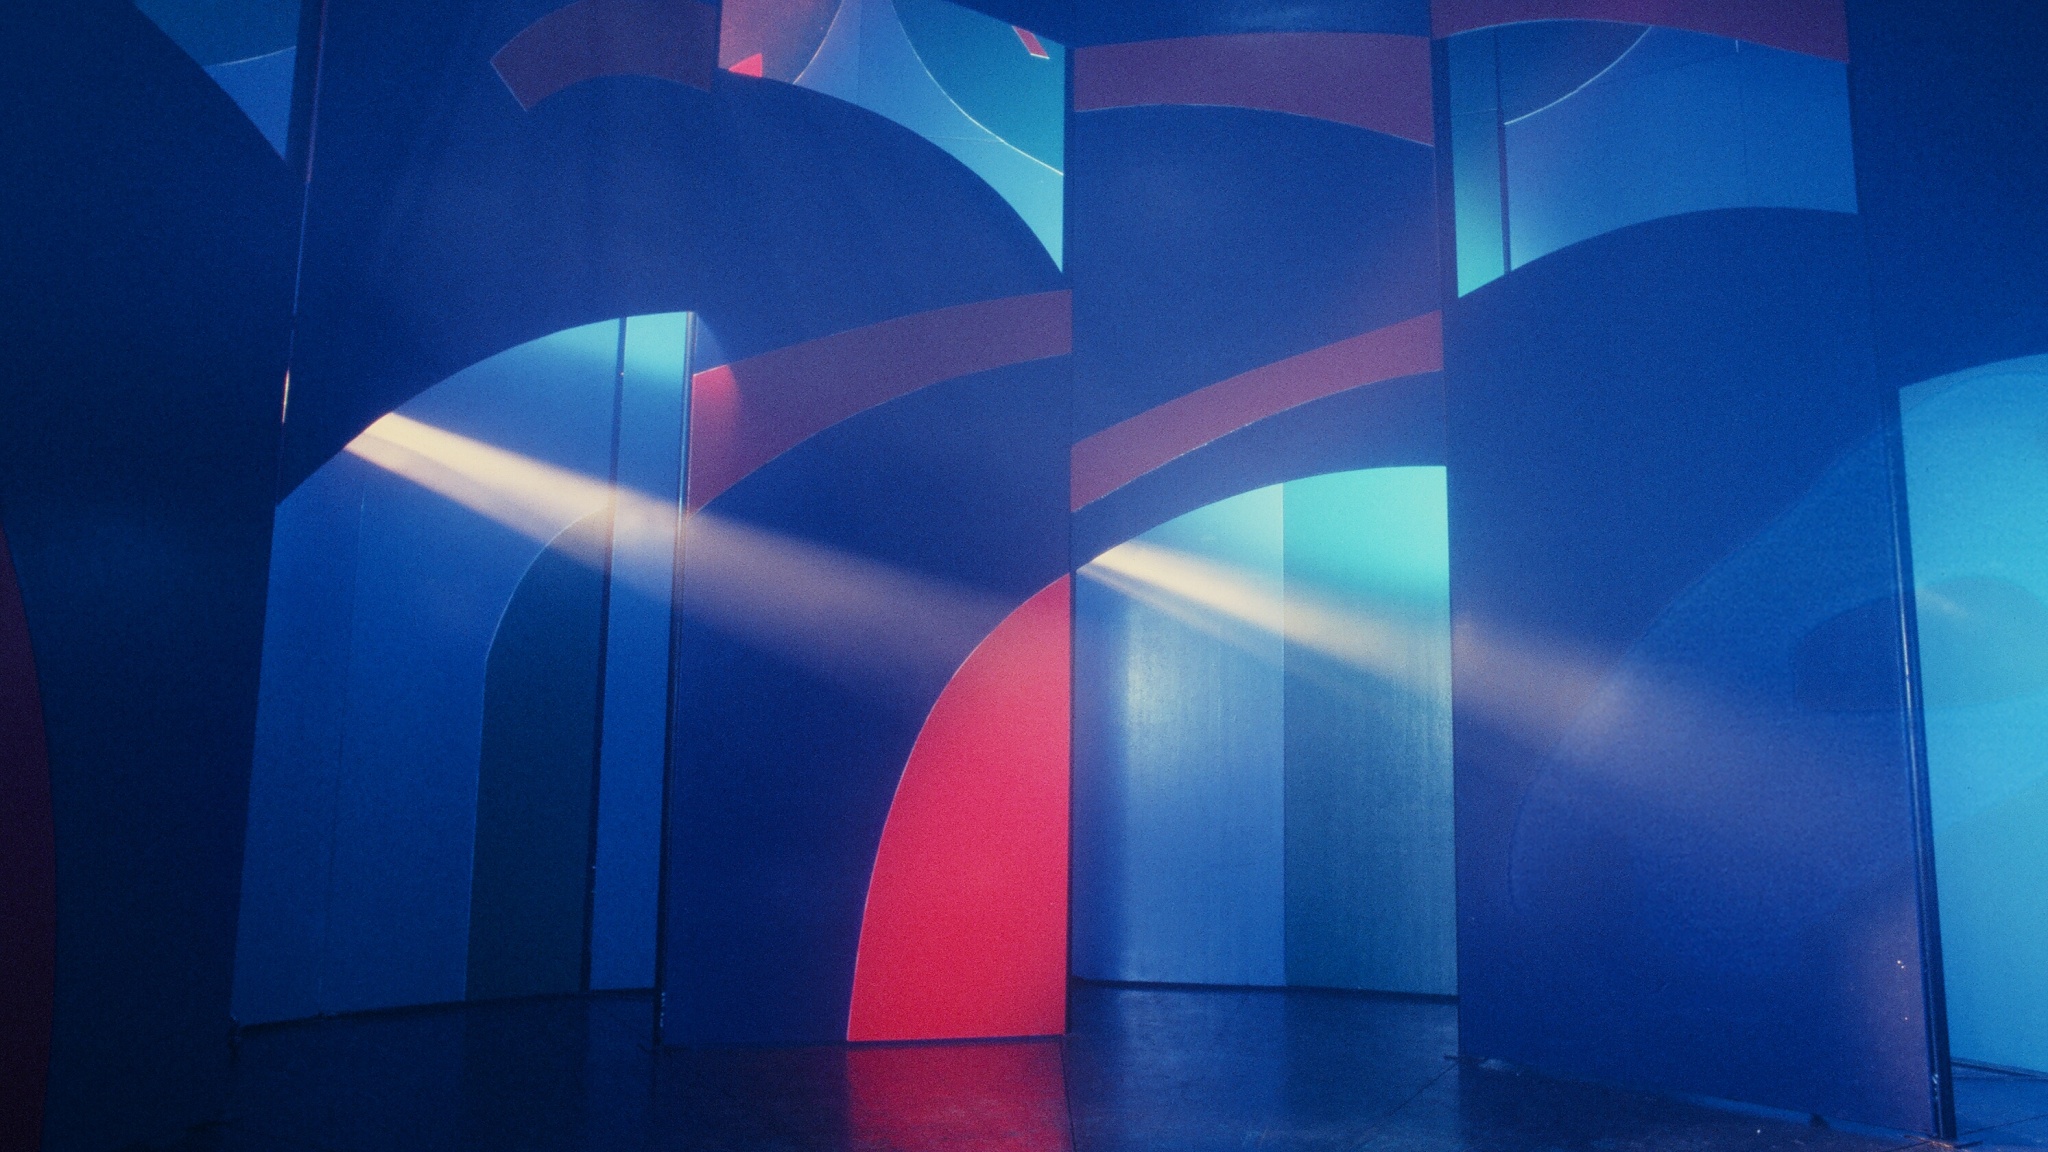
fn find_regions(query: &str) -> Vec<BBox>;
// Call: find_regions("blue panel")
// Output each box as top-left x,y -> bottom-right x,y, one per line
205,47 -> 295,156
1447,24 -> 1857,294
1072,372 -> 1445,566
1901,358 -> 2048,1074
238,322 -> 620,1020
1281,468 -> 1453,995
589,314 -> 691,991
660,355 -> 1069,1044
797,0 -> 1063,263
1070,105 -> 1437,437
1447,209 -> 1938,1132
1070,0 -> 1429,43
1073,486 -> 1288,987
0,6 -> 299,1147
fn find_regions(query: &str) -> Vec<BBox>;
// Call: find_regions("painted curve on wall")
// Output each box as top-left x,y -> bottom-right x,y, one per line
848,576 -> 1071,1042
1432,0 -> 1848,60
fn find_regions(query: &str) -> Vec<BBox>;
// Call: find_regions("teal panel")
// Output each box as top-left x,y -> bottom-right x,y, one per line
1282,468 -> 1454,994
1447,32 -> 1507,295
468,514 -> 608,1001
1072,485 -> 1287,987
1902,356 -> 2048,1074
897,0 -> 1065,170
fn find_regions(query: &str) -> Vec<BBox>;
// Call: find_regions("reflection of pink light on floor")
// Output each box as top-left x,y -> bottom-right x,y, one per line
729,51 -> 764,76
847,1041 -> 1073,1151
1014,26 -> 1050,58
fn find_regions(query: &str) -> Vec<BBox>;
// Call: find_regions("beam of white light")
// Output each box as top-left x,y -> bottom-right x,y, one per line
344,412 -> 1003,698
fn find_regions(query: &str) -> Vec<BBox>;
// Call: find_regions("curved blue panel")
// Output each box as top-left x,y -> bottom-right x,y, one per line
798,0 -> 1064,263
1069,0 -> 1430,43
898,0 -> 1064,168
1070,105 -> 1436,438
135,0 -> 298,65
1900,357 -> 2048,1074
660,355 -> 1069,1045
1447,208 -> 1939,1132
281,0 -> 1059,493
206,47 -> 295,156
1448,23 -> 1857,294
1072,371 -> 1444,565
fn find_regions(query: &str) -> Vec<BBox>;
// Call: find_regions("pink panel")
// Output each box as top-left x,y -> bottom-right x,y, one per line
0,526 -> 55,1151
1070,311 -> 1442,511
492,0 -> 720,110
1431,0 -> 1848,61
847,1041 -> 1072,1151
1073,33 -> 1434,145
687,291 -> 1072,511
847,578 -> 1071,1043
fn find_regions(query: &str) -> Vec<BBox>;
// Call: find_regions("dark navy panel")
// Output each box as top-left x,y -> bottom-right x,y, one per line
469,516 -> 608,1002
1072,488 -> 1289,987
1069,106 -> 1437,438
0,3 -> 297,1147
1447,209 -> 1939,1132
1071,1 -> 1429,43
282,0 -> 1059,492
661,355 -> 1069,1044
1072,373 -> 1444,564
1848,0 -> 2048,389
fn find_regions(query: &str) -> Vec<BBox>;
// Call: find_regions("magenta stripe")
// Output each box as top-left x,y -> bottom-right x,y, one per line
1071,312 -> 1443,511
688,291 -> 1073,511
492,0 -> 720,110
1432,0 -> 1848,61
0,525 -> 55,1152
1073,33 -> 1434,145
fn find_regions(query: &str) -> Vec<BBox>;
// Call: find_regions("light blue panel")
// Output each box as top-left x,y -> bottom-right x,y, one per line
1281,468 -> 1454,995
589,313 -> 690,990
1502,27 -> 1857,273
796,0 -> 1063,265
1901,356 -> 2048,1074
1447,31 -> 1507,295
1073,486 -> 1287,987
205,47 -> 294,157
238,320 -> 621,1020
233,456 -> 365,1024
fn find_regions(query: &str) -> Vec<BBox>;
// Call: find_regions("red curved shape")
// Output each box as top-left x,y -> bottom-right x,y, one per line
1073,33 -> 1434,145
1071,311 -> 1443,511
847,577 -> 1071,1042
1431,0 -> 1847,61
491,0 -> 719,110
0,526 -> 55,1151
688,291 -> 1072,511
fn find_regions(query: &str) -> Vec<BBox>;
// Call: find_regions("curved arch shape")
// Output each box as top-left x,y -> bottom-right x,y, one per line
1073,32 -> 1434,144
492,0 -> 720,109
0,525 -> 55,1152
848,576 -> 1070,1041
1431,0 -> 1848,61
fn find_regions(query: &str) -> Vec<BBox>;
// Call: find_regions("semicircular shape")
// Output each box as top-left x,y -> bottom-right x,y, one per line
847,576 -> 1071,1042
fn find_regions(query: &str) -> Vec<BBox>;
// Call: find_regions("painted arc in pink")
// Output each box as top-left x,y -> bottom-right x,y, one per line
1071,311 -> 1443,511
1431,0 -> 1848,61
0,525 -> 56,1152
1014,26 -> 1050,58
1072,33 -> 1434,145
847,577 -> 1071,1043
687,290 -> 1072,511
492,0 -> 720,110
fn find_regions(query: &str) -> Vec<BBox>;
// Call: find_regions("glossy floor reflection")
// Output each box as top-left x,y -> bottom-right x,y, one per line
175,983 -> 2020,1151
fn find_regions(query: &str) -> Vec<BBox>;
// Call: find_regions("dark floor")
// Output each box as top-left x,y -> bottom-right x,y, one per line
167,984 -> 2048,1151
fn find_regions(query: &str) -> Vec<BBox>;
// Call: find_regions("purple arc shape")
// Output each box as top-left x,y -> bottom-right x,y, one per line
1073,33 -> 1434,145
1071,311 -> 1444,511
688,290 -> 1073,511
492,0 -> 720,110
1432,0 -> 1848,61
0,525 -> 55,1152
